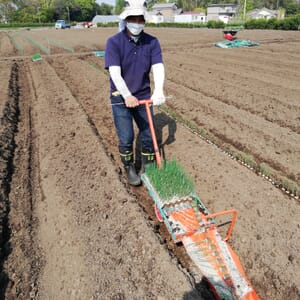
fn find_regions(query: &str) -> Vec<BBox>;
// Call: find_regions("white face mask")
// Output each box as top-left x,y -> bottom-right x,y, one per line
126,22 -> 145,36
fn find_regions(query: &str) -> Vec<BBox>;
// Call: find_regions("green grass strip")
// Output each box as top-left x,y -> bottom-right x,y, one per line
145,159 -> 195,202
85,60 -> 109,76
6,32 -> 24,55
18,33 -> 50,55
46,39 -> 74,52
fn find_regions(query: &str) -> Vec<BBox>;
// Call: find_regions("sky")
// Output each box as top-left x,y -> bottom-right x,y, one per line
96,0 -> 116,6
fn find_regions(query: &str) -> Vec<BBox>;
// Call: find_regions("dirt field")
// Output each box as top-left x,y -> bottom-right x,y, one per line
0,27 -> 299,300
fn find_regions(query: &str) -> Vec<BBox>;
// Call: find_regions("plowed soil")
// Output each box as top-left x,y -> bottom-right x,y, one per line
0,27 -> 299,300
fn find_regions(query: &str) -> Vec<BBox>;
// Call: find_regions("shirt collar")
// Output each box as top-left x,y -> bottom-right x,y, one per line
122,29 -> 144,44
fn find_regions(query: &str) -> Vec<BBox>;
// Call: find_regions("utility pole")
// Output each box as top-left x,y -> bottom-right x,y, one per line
66,6 -> 70,23
37,7 -> 41,23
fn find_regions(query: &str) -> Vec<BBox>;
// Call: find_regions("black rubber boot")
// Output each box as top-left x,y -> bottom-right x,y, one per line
141,150 -> 156,173
120,151 -> 141,186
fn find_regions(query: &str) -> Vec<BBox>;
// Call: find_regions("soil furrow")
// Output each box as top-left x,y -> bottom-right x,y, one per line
47,55 -> 222,298
46,53 -> 300,300
165,53 -> 300,98
28,58 -> 201,299
0,63 -> 11,121
48,53 -> 201,269
197,46 -> 300,70
0,33 -> 17,57
0,62 -> 20,297
1,28 -> 299,300
166,79 -> 300,181
3,62 -> 41,299
166,63 -> 300,133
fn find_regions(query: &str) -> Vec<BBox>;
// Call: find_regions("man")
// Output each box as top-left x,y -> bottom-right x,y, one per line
105,0 -> 166,186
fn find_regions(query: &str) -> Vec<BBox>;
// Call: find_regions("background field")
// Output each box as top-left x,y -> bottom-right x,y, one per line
0,27 -> 299,299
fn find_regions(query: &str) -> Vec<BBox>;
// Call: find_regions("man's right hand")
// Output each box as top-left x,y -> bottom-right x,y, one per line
125,95 -> 139,108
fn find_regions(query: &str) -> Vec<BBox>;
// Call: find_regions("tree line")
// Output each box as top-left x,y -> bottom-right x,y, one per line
0,0 -> 299,24
0,0 -> 114,23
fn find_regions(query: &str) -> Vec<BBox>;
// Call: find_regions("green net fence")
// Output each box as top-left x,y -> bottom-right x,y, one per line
215,39 -> 260,48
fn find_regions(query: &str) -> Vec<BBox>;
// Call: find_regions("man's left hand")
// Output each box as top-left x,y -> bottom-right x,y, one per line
151,89 -> 166,106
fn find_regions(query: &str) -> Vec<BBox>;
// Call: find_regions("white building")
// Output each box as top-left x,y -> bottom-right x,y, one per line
151,3 -> 181,17
91,15 -> 119,25
207,4 -> 238,23
150,3 -> 182,22
174,11 -> 207,23
148,12 -> 164,24
247,7 -> 283,20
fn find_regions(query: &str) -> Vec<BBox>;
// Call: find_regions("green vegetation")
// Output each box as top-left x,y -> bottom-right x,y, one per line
0,0 -> 113,24
96,21 -> 209,28
145,160 -> 195,202
207,20 -> 225,28
1,0 -> 299,30
160,105 -> 202,137
5,32 -> 23,54
97,15 -> 300,31
97,22 -> 119,27
18,33 -> 50,54
258,162 -> 272,177
281,179 -> 300,196
236,153 -> 256,169
47,39 -> 74,52
0,22 -> 54,29
115,0 -> 125,15
158,104 -> 300,198
245,13 -> 300,30
200,128 -> 207,138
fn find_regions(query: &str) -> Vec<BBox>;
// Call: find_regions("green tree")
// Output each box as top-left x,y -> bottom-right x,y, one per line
12,5 -> 37,21
284,0 -> 300,15
175,0 -> 183,9
246,0 -> 254,11
114,0 -> 124,15
42,6 -> 57,21
41,0 -> 55,9
0,0 -> 17,22
97,3 -> 113,14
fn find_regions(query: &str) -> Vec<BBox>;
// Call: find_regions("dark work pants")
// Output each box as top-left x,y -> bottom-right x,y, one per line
111,95 -> 154,154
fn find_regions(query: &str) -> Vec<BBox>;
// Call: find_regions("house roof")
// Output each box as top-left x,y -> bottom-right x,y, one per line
152,3 -> 178,10
92,15 -> 120,24
247,7 -> 277,17
181,11 -> 205,15
207,3 -> 237,7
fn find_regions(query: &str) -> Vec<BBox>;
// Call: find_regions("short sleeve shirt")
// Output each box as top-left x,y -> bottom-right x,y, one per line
105,30 -> 163,100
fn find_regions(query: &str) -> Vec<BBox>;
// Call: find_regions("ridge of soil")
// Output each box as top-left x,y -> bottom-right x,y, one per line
0,28 -> 299,300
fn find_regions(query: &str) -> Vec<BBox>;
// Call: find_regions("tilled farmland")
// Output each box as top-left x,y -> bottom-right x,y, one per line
0,27 -> 299,299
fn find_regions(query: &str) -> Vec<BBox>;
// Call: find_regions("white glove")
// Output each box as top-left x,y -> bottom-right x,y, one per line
151,89 -> 166,106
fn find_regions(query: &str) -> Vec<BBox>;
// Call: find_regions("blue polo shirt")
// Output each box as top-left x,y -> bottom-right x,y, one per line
105,30 -> 163,100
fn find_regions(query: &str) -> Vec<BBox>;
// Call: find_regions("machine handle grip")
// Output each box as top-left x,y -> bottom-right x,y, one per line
139,99 -> 153,105
139,99 -> 162,169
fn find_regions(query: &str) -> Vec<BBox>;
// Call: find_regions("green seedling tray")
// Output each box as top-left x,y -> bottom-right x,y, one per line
31,53 -> 42,62
93,51 -> 105,57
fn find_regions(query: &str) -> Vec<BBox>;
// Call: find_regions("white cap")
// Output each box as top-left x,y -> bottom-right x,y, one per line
119,0 -> 149,20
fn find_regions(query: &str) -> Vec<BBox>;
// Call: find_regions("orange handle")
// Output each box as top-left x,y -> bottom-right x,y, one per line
139,100 -> 162,169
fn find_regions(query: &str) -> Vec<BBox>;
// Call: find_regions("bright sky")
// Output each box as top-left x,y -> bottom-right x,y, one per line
96,0 -> 115,7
